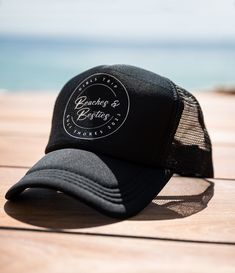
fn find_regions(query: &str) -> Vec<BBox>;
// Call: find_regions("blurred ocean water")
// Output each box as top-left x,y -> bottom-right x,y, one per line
0,36 -> 235,92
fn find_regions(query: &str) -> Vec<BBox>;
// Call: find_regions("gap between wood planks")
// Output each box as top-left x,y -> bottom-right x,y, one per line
0,226 -> 234,246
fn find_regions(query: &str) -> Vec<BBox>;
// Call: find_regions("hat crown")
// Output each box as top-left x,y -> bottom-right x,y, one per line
46,64 -> 213,177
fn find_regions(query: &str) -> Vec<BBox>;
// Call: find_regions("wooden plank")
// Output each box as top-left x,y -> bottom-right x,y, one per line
0,93 -> 55,113
213,146 -> 235,178
1,135 -> 234,178
0,229 -> 234,273
0,93 -> 53,136
1,93 -> 235,178
0,121 -> 50,137
197,92 -> 235,127
1,167 -> 235,243
0,136 -> 47,167
1,93 -> 235,154
1,93 -> 235,139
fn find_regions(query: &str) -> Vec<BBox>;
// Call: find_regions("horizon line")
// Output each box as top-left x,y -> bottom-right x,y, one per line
0,33 -> 235,48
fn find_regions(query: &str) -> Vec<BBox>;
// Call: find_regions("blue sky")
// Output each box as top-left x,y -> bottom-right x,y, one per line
0,0 -> 235,41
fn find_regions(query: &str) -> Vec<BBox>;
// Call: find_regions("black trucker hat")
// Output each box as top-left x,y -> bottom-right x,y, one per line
5,65 -> 214,218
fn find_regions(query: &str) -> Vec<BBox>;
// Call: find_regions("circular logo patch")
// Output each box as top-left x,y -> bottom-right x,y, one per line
63,73 -> 130,139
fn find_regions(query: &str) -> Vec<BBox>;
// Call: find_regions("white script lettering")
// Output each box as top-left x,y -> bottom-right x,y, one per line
76,108 -> 110,121
75,96 -> 109,109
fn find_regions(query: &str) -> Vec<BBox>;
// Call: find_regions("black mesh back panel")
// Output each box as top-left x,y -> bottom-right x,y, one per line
165,85 -> 214,178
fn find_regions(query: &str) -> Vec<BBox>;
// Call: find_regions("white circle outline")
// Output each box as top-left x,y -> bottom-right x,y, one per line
63,72 -> 130,140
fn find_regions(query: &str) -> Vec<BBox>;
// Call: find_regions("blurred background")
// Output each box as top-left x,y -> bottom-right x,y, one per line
0,0 -> 234,93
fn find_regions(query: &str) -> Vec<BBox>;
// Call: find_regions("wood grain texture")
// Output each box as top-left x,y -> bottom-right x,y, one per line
1,167 -> 235,243
0,230 -> 235,273
0,92 -> 235,272
1,136 -> 234,177
1,93 -> 235,177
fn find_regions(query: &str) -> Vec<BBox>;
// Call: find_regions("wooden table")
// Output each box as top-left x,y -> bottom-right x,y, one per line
0,92 -> 235,273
